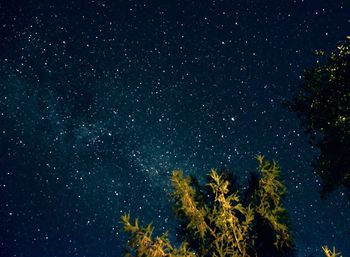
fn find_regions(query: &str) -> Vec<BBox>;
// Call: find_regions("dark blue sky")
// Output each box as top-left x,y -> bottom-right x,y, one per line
1,0 -> 350,256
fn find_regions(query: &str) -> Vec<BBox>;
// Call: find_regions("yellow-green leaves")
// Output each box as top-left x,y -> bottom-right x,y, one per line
121,157 -> 344,256
322,246 -> 342,257
335,115 -> 349,127
255,155 -> 292,249
121,156 -> 296,257
170,170 -> 208,239
121,213 -> 140,234
206,169 -> 253,257
120,213 -> 196,257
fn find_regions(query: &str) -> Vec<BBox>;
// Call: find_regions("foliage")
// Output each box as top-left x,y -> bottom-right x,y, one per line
322,246 -> 342,257
254,156 -> 292,252
289,36 -> 350,196
120,155 -> 295,257
120,213 -> 196,257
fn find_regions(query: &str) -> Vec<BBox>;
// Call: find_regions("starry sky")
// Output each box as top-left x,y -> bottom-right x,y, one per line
0,0 -> 350,256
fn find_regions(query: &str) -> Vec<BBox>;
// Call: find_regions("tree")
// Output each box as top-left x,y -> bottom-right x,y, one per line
289,36 -> 350,197
322,246 -> 343,257
120,156 -> 295,257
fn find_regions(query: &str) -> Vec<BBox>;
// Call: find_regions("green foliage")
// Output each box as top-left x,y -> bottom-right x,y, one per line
290,36 -> 350,196
120,213 -> 196,257
255,156 -> 292,249
121,156 -> 296,257
171,170 -> 209,239
322,246 -> 342,257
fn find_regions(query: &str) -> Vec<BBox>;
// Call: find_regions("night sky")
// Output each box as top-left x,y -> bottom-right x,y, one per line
1,1 -> 350,256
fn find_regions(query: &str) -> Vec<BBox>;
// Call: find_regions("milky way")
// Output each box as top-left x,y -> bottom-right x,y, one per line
1,1 -> 350,256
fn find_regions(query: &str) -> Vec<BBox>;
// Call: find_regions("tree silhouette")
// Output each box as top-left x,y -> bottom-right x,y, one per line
290,36 -> 350,197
